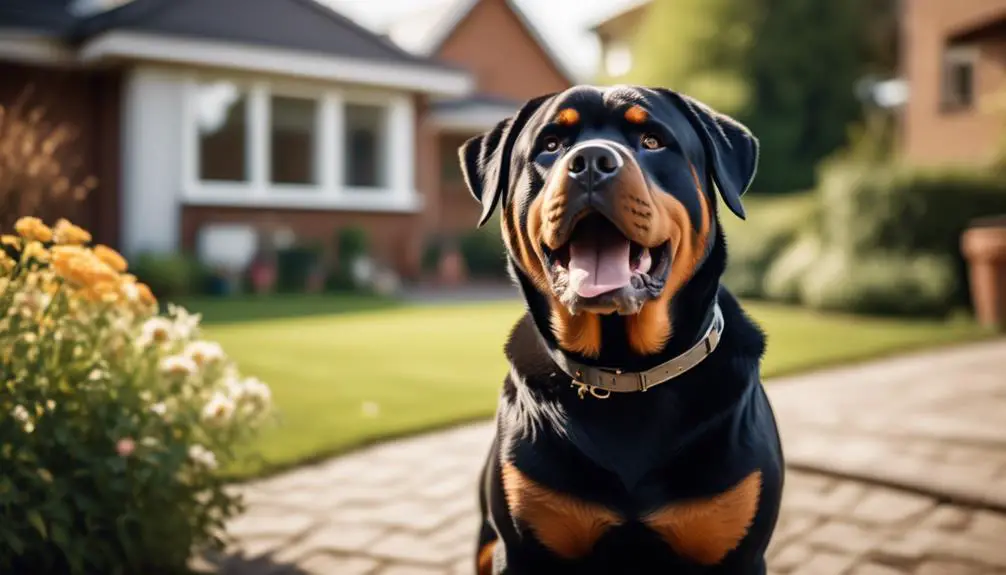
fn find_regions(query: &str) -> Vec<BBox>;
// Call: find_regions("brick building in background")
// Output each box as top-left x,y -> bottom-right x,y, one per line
901,0 -> 1006,165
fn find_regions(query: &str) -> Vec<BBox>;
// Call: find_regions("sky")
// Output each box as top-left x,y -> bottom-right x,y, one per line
327,0 -> 642,81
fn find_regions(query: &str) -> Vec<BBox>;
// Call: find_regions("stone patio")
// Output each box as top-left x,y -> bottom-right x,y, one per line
206,338 -> 1006,575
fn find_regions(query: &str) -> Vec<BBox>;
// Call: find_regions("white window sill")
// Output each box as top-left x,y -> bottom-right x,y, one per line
182,186 -> 423,213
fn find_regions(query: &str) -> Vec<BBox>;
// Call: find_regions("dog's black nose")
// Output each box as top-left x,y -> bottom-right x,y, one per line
568,143 -> 622,190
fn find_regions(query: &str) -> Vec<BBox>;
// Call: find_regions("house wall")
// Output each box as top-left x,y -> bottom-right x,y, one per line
435,0 -> 569,102
120,64 -> 427,278
902,0 -> 1006,164
0,61 -> 121,246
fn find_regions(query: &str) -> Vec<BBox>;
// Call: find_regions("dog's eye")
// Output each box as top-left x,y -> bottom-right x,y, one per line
542,136 -> 561,153
641,133 -> 664,150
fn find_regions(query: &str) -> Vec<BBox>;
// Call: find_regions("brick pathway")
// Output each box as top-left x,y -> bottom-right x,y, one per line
203,339 -> 1006,575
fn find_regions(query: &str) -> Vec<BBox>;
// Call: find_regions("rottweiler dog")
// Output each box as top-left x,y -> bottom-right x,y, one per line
458,85 -> 784,574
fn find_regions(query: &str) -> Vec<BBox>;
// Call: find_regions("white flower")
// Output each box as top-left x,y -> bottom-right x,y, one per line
188,444 -> 218,470
168,304 -> 201,340
229,376 -> 272,406
160,355 -> 197,377
87,369 -> 105,382
184,340 -> 225,367
150,402 -> 168,417
11,405 -> 30,422
138,317 -> 174,348
201,392 -> 236,423
361,401 -> 380,418
140,437 -> 159,448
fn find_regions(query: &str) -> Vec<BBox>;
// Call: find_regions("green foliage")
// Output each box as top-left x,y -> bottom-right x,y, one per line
275,245 -> 323,293
762,232 -> 822,303
131,252 -> 209,299
0,221 -> 272,574
797,250 -> 958,317
458,225 -> 507,279
326,227 -> 371,293
720,193 -> 819,298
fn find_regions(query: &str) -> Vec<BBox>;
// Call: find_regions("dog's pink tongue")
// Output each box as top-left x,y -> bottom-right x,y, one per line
568,228 -> 632,299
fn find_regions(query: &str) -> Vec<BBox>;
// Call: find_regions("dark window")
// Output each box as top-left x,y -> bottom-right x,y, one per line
196,82 -> 248,182
270,96 -> 318,185
344,103 -> 387,188
942,47 -> 977,110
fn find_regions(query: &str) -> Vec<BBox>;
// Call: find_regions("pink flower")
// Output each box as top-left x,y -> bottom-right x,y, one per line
116,438 -> 136,458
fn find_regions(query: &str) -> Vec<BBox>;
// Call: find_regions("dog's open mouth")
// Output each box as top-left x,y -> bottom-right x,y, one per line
544,213 -> 670,313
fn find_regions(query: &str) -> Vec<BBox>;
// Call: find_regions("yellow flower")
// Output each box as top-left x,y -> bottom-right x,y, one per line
51,245 -> 118,287
52,219 -> 92,245
93,245 -> 127,273
1,235 -> 21,250
14,217 -> 53,243
0,252 -> 13,273
21,241 -> 49,263
136,282 -> 156,306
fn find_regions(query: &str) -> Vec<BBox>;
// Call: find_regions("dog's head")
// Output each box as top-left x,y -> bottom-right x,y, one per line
459,85 -> 757,360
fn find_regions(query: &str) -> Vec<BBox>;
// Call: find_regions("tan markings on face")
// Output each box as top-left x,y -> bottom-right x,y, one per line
524,192 -> 603,356
556,107 -> 580,127
642,471 -> 762,565
502,461 -> 623,559
477,540 -> 496,575
624,105 -> 648,124
550,304 -> 602,358
625,163 -> 710,355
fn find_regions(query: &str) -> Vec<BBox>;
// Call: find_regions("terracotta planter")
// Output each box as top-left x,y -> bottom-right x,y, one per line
961,216 -> 1006,330
437,246 -> 467,287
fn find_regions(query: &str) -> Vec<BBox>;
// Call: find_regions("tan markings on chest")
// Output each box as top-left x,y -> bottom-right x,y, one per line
642,470 -> 762,565
501,462 -> 624,559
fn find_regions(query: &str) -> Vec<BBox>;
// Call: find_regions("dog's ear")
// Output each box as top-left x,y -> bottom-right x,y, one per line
656,89 -> 758,220
459,93 -> 554,227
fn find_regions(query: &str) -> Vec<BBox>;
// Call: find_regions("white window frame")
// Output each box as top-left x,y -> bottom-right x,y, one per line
181,74 -> 420,213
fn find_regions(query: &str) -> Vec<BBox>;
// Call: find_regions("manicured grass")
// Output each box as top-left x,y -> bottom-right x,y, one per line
172,294 -> 399,325
189,297 -> 994,480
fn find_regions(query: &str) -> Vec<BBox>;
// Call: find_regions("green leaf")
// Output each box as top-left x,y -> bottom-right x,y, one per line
27,509 -> 47,539
0,526 -> 25,554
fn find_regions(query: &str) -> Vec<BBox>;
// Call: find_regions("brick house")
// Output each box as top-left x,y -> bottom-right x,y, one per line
901,0 -> 1006,165
0,0 -> 571,281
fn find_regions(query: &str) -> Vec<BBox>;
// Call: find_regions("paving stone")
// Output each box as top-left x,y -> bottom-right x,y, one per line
272,524 -> 386,564
847,488 -> 934,526
848,563 -> 904,575
788,550 -> 857,575
770,543 -> 815,571
919,505 -> 973,532
226,511 -> 317,541
805,520 -> 887,555
367,531 -> 463,565
914,560 -> 983,575
299,554 -> 380,575
376,565 -> 450,575
969,510 -> 1006,540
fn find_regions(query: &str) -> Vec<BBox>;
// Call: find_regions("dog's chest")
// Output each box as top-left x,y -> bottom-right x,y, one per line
502,457 -> 763,567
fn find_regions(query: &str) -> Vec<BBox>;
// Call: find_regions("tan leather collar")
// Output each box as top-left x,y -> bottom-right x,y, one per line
548,303 -> 724,399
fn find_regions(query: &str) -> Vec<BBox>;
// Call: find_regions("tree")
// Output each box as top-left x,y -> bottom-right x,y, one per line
625,0 -> 895,194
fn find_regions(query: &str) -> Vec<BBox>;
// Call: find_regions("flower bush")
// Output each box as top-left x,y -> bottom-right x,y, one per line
0,218 -> 272,574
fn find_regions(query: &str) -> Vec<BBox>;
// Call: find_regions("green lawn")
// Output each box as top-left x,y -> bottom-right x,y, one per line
189,298 -> 993,480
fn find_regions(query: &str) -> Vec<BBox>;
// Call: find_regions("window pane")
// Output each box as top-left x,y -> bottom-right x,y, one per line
271,96 -> 318,185
196,82 -> 248,182
344,103 -> 387,188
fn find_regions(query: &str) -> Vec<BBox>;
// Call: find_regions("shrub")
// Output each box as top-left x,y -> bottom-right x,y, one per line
458,225 -> 507,279
275,244 -> 323,293
131,252 -> 209,299
816,162 -> 1006,306
762,233 -> 822,303
798,249 -> 958,317
0,92 -> 97,231
0,217 -> 272,574
325,227 -> 371,292
720,193 -> 819,298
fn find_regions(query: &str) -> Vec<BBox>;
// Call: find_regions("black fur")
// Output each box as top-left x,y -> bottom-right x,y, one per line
461,85 -> 784,574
